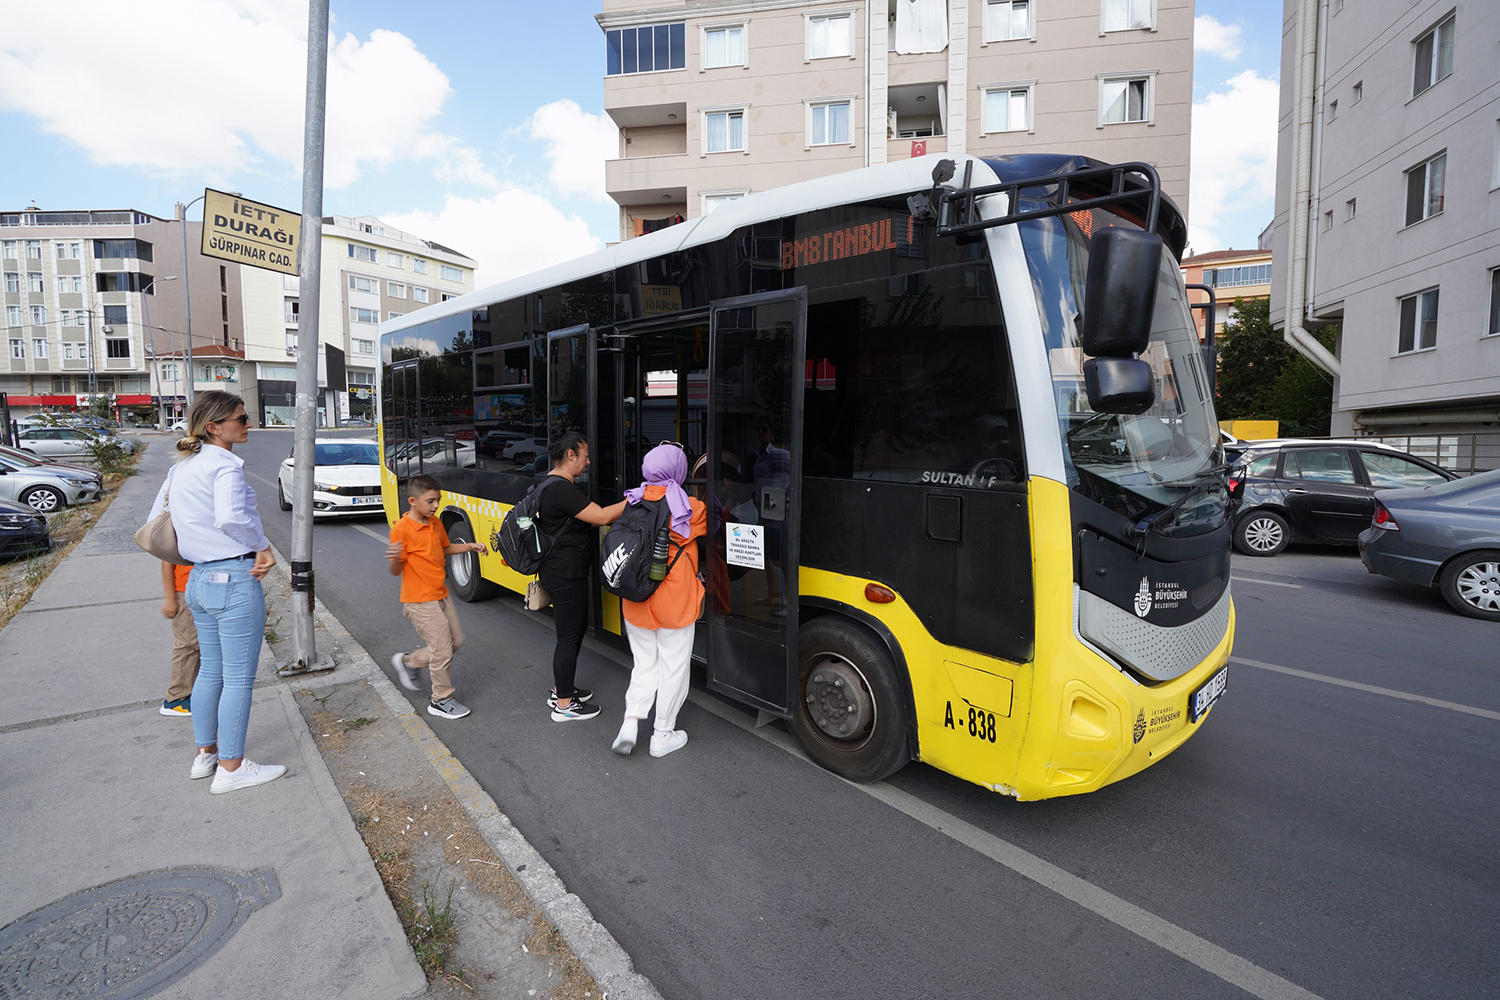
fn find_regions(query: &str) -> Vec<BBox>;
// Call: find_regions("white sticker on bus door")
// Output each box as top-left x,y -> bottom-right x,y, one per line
725,523 -> 764,570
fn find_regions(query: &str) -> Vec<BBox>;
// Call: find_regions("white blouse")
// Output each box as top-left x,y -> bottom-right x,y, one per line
150,445 -> 268,564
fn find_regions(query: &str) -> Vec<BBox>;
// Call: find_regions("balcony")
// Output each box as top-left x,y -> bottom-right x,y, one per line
606,153 -> 690,209
888,135 -> 947,160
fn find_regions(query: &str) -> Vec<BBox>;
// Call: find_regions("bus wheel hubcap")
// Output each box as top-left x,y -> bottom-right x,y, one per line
452,552 -> 471,586
806,655 -> 873,741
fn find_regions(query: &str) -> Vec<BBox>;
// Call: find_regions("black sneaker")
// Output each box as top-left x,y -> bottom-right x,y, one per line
546,687 -> 594,709
550,699 -> 601,722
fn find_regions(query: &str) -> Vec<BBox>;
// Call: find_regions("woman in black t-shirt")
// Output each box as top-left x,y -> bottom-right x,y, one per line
538,431 -> 626,722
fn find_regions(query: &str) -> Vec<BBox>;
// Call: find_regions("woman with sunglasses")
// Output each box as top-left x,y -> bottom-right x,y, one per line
149,390 -> 282,794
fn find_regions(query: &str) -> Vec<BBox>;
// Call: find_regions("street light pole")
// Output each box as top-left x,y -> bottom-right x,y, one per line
140,276 -> 177,429
178,195 -> 204,410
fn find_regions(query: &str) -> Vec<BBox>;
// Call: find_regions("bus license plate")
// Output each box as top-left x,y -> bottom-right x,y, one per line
1189,666 -> 1228,723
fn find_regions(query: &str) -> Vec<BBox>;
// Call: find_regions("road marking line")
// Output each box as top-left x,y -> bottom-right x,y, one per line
347,522 -> 389,544
246,469 -> 279,490
686,690 -> 1326,1000
1231,576 -> 1302,589
1229,655 -> 1500,721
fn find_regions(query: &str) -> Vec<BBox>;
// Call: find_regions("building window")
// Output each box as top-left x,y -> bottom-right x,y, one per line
439,264 -> 463,282
25,241 -> 41,259
1323,210 -> 1333,231
441,293 -> 456,302
103,305 -> 127,326
1101,0 -> 1152,32
387,281 -> 406,298
354,338 -> 375,354
1100,74 -> 1151,124
702,192 -> 746,215
33,339 -> 47,359
59,310 -> 73,327
53,241 -> 81,259
1404,152 -> 1446,226
1328,100 -> 1337,121
349,370 -> 376,386
412,287 -> 429,304
606,22 -> 686,75
1,241 -> 16,259
3,273 -> 16,294
349,274 -> 376,293
705,108 -> 746,153
27,272 -> 43,293
982,86 -> 1032,133
92,238 -> 151,261
387,312 -> 401,321
1397,287 -> 1439,353
809,100 -> 852,145
807,13 -> 853,59
1352,81 -> 1362,103
703,24 -> 745,68
10,340 -> 23,359
351,307 -> 379,325
1488,268 -> 1500,337
388,252 -> 404,268
984,0 -> 1030,41
29,305 -> 45,326
56,276 -> 82,295
412,258 -> 427,274
1345,198 -> 1357,220
348,244 -> 377,262
1412,14 -> 1455,97
105,338 -> 130,360
1202,263 -> 1272,288
5,306 -> 20,327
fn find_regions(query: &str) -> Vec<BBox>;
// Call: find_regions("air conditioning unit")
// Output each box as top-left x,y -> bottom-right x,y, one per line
101,325 -> 112,333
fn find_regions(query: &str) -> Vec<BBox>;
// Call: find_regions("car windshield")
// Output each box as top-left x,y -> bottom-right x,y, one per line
313,442 -> 379,466
0,448 -> 45,467
1018,206 -> 1221,519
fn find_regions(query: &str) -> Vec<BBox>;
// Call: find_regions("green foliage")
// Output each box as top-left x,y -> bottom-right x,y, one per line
402,879 -> 458,978
1214,296 -> 1335,436
83,434 -> 134,475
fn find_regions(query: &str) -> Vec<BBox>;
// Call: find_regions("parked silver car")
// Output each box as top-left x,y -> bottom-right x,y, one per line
15,426 -> 136,459
0,449 -> 104,511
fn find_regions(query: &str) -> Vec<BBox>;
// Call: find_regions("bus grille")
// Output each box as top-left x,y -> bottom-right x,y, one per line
1076,584 -> 1232,683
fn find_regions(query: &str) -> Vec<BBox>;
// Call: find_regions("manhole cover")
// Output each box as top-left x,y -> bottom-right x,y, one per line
0,866 -> 279,999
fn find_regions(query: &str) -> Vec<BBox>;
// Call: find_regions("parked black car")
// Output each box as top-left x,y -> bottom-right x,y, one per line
1229,441 -> 1457,556
1359,469 -> 1500,621
0,497 -> 51,559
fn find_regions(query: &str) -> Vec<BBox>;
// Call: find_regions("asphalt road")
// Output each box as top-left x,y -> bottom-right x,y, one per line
242,429 -> 1499,1000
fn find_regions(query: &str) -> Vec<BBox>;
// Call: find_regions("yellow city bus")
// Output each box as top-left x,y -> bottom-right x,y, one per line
378,155 -> 1233,800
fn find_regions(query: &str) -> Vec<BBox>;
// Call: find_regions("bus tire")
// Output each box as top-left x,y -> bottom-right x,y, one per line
447,518 -> 498,603
792,618 -> 911,783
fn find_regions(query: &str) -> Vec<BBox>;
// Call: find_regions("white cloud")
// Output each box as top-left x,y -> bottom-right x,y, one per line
0,0 -> 492,191
1194,15 -> 1243,61
529,100 -> 618,202
1189,70 -> 1279,250
383,191 -> 602,291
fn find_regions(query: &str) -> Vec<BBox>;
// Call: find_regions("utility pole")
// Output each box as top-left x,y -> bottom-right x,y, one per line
282,0 -> 333,675
178,196 -> 205,409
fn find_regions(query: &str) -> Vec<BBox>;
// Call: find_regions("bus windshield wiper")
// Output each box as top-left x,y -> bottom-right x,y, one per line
1122,476 -> 1225,544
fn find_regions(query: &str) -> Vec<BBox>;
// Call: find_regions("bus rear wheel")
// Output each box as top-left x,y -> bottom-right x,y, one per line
447,519 -> 498,603
792,619 -> 911,783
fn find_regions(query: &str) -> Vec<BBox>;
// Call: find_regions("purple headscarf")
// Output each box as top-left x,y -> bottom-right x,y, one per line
625,444 -> 692,537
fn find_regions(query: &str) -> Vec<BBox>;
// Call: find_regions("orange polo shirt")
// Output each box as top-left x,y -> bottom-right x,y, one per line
173,564 -> 191,593
390,513 -> 450,603
622,488 -> 707,630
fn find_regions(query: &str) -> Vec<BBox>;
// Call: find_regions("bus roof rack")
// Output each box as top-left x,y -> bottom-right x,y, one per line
911,159 -> 1162,241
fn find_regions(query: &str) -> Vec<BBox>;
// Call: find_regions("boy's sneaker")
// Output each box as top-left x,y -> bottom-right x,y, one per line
649,729 -> 688,758
551,700 -> 601,722
189,750 -> 218,779
428,696 -> 471,720
391,652 -> 420,692
546,687 -> 594,709
209,759 -> 286,794
160,698 -> 192,718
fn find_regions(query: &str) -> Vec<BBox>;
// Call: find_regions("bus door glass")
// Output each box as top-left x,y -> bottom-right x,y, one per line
546,324 -> 593,475
387,359 -> 419,486
706,289 -> 807,716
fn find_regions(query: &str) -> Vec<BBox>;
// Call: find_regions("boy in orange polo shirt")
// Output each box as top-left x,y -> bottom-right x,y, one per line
159,561 -> 198,717
386,474 -> 486,720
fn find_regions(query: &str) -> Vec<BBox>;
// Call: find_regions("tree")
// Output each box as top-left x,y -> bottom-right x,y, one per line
1214,296 -> 1335,435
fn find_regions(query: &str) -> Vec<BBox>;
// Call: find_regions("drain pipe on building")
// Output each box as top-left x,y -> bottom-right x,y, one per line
1282,0 -> 1342,378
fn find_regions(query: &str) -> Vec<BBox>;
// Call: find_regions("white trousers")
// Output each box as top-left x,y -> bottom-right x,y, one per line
623,620 -> 695,732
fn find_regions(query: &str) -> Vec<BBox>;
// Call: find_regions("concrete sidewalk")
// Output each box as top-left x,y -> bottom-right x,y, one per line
0,438 -> 426,999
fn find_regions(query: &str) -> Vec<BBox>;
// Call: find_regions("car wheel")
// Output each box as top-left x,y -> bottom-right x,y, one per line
1438,550 -> 1500,622
277,481 -> 292,511
1234,510 -> 1290,556
447,519 -> 498,603
791,618 -> 912,783
22,486 -> 64,513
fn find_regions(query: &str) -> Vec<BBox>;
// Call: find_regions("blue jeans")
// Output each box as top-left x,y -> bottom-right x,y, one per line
185,557 -> 266,760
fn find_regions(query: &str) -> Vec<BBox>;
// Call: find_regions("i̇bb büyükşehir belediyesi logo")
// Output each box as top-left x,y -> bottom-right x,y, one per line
1133,577 -> 1153,618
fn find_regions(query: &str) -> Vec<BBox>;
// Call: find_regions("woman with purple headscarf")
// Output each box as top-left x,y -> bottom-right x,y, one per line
612,443 -> 707,758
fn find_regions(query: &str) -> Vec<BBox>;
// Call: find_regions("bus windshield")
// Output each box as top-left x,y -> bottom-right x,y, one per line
1019,208 -> 1221,518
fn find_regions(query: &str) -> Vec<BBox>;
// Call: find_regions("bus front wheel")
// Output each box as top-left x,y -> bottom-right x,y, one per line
793,619 -> 911,783
447,519 -> 499,603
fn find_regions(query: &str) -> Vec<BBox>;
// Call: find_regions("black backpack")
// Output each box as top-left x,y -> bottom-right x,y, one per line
599,498 -> 686,603
493,478 -> 565,575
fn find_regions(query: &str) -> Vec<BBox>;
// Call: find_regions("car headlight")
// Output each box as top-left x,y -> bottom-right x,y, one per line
314,482 -> 339,492
0,514 -> 39,528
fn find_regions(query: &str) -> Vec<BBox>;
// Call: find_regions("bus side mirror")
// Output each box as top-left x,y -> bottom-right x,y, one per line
1083,357 -> 1155,415
1081,228 -> 1162,358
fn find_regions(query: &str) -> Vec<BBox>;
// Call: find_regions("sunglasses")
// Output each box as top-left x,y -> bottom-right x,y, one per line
213,414 -> 251,427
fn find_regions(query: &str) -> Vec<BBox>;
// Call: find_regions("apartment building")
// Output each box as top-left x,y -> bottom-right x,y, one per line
239,215 -> 474,426
0,206 -> 246,424
1270,0 -> 1500,468
1182,247 -> 1273,342
601,0 -> 1193,239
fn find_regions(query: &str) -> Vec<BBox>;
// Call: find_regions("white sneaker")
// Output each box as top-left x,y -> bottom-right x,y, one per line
391,652 -> 419,691
612,719 -> 638,755
190,751 -> 218,780
648,729 -> 688,758
209,759 -> 287,794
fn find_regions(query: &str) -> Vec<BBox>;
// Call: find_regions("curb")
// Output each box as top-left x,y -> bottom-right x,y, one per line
266,542 -> 665,1000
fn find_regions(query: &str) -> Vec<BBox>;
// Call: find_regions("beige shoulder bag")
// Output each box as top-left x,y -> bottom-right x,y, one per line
136,471 -> 190,566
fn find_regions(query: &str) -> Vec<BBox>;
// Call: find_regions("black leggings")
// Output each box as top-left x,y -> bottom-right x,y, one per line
542,573 -> 589,698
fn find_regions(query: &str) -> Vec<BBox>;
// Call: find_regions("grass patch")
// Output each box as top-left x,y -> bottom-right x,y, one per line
263,626 -> 279,643
402,878 -> 459,978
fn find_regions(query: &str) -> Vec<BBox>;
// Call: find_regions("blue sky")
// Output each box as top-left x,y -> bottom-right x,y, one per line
0,1 -> 1282,281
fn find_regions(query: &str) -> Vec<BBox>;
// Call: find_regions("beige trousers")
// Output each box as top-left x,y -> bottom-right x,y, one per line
168,602 -> 200,702
402,597 -> 463,700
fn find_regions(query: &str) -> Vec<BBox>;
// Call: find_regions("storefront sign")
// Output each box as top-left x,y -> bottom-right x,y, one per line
201,188 -> 301,275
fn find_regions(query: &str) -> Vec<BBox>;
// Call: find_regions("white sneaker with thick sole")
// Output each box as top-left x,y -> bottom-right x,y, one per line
612,719 -> 638,755
190,751 -> 218,780
391,652 -> 420,691
648,729 -> 688,758
209,759 -> 287,794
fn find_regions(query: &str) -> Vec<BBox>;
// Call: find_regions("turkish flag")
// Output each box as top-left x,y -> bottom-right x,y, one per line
911,140 -> 927,157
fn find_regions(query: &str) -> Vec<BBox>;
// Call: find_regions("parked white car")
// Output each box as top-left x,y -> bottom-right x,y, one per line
276,438 -> 384,516
16,426 -> 136,458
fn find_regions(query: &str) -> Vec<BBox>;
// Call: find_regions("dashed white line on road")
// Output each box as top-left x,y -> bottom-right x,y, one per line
1231,576 -> 1302,589
1229,655 -> 1500,721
